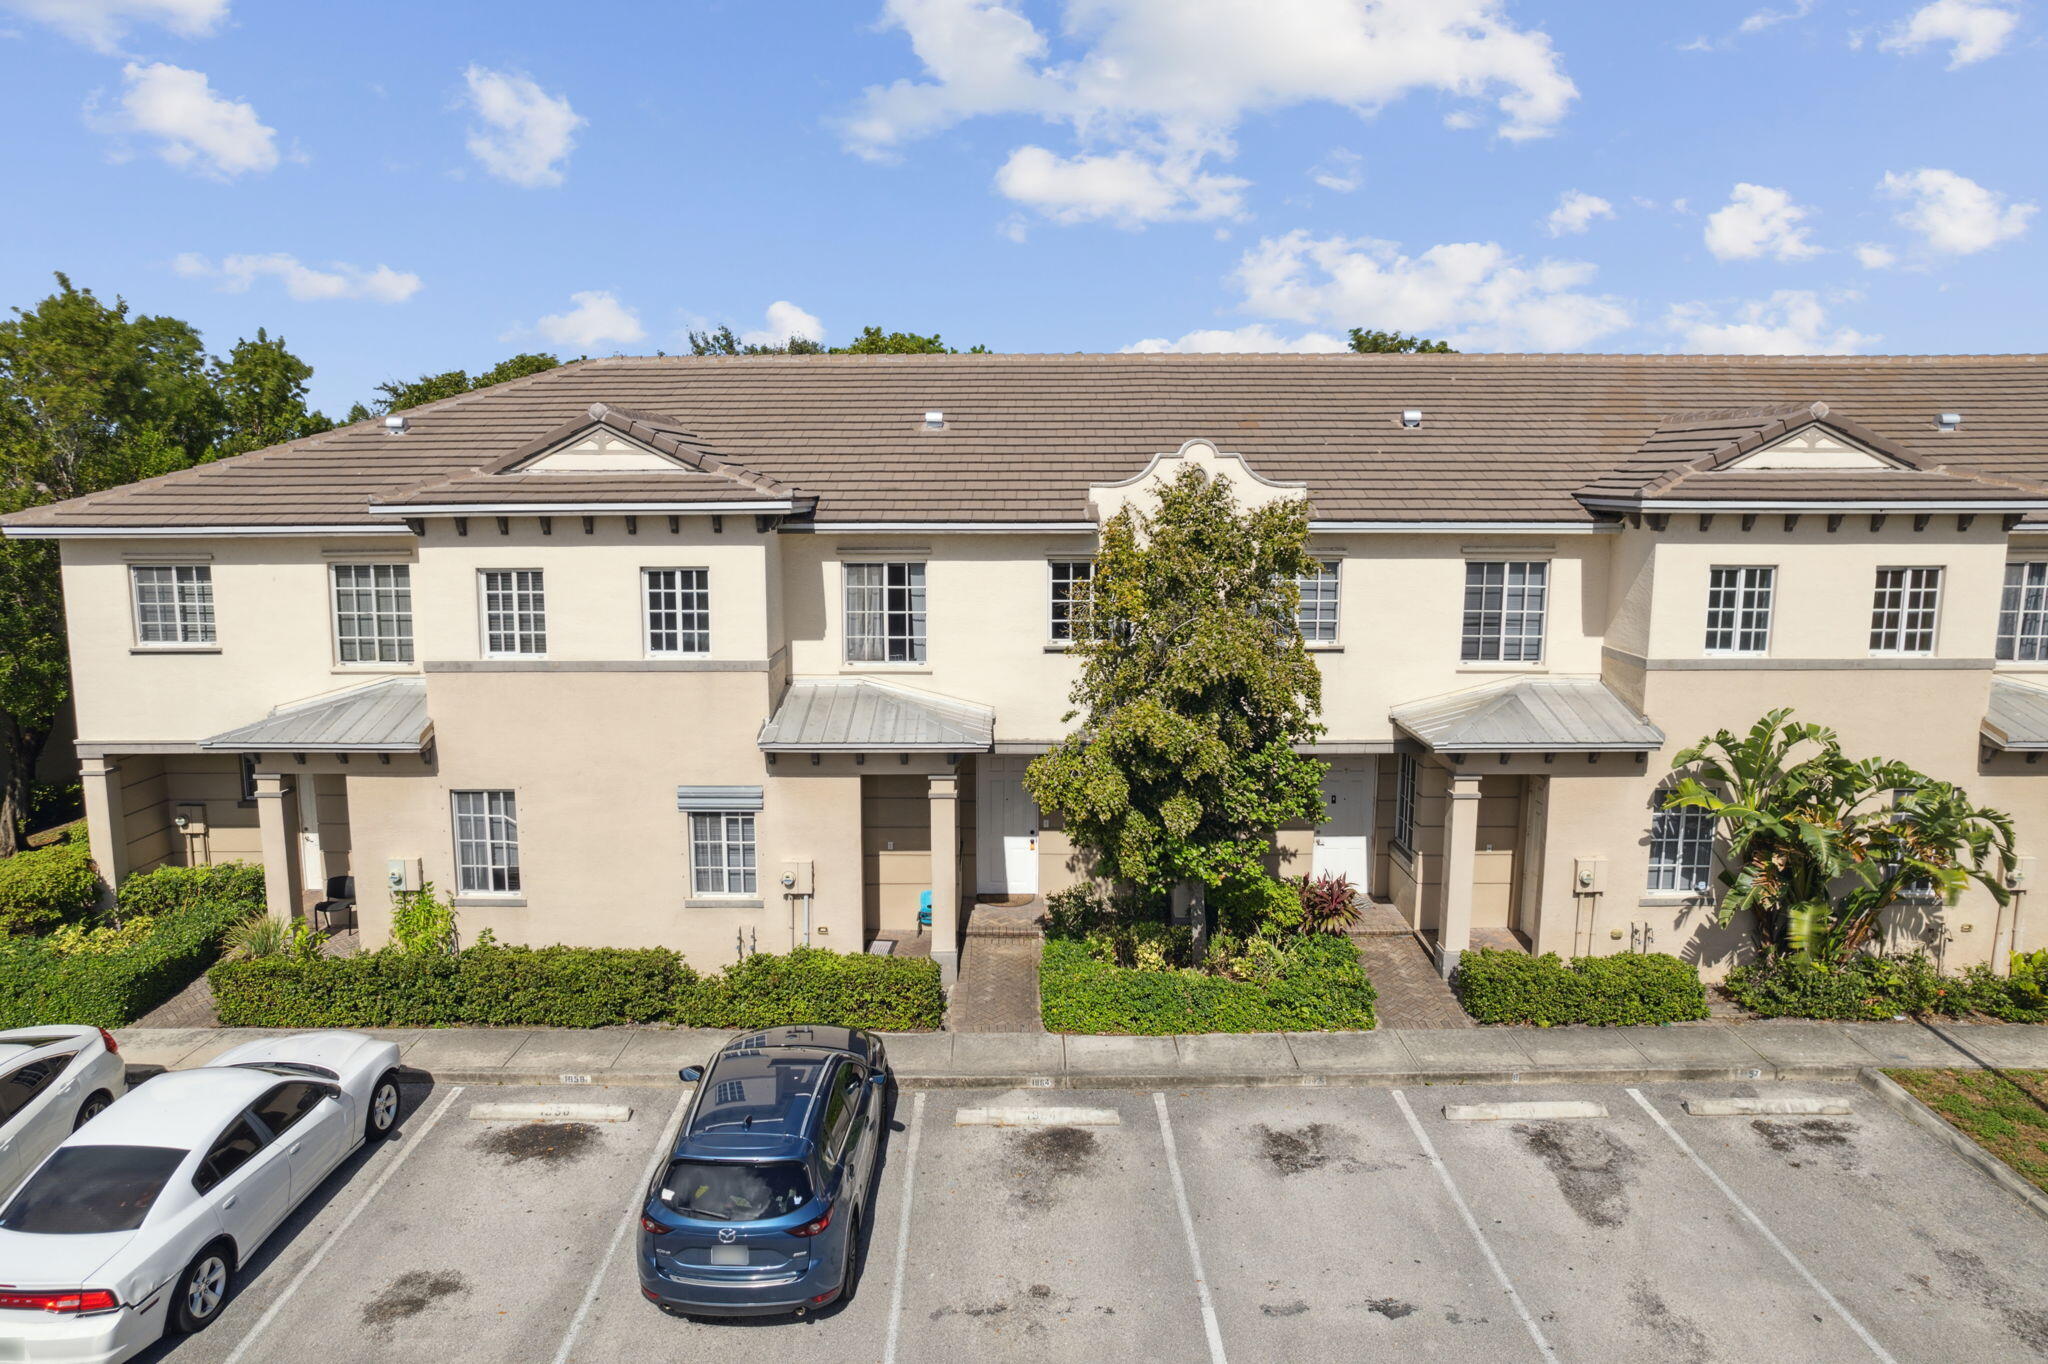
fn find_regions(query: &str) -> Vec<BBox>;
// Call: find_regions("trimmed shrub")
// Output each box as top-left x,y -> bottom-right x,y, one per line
0,862 -> 261,1028
1723,952 -> 2048,1022
0,827 -> 103,934
211,943 -> 945,1031
1040,934 -> 1376,1035
1455,949 -> 1709,1026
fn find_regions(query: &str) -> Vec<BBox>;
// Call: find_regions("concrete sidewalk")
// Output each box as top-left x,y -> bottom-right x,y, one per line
111,1016 -> 2048,1089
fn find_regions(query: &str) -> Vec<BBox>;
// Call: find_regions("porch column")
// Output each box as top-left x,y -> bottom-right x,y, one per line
78,757 -> 128,897
1437,770 -> 1484,978
928,773 -> 960,987
252,772 -> 302,922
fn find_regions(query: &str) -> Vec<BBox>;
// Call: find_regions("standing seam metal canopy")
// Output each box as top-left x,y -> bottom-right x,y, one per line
200,677 -> 431,752
758,679 -> 994,751
1984,676 -> 2048,751
1391,676 -> 1664,753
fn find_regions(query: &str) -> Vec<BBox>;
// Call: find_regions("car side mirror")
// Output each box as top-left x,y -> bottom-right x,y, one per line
868,1073 -> 887,1085
679,1066 -> 703,1083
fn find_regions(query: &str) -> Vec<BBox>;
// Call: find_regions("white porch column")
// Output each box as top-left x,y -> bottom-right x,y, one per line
252,772 -> 302,922
78,757 -> 128,896
1437,770 -> 1484,978
928,773 -> 961,986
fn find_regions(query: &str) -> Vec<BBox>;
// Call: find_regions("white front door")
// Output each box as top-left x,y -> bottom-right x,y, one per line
1312,762 -> 1375,889
976,757 -> 1040,896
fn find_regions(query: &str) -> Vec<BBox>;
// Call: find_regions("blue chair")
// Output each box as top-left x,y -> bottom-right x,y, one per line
917,890 -> 933,931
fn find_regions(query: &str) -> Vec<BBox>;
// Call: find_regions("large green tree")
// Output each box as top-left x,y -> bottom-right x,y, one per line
351,352 -> 561,420
1348,327 -> 1455,354
1025,465 -> 1327,902
210,328 -> 335,458
1664,709 -> 2015,962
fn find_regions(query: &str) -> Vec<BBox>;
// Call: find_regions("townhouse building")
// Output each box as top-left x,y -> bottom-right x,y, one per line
9,352 -> 2048,985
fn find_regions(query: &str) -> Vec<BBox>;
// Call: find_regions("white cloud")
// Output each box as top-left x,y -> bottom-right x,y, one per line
1854,243 -> 1898,269
1703,183 -> 1820,261
1738,0 -> 1815,34
1309,147 -> 1362,193
741,300 -> 826,348
1123,323 -> 1351,353
1667,290 -> 1876,354
1229,230 -> 1631,352
842,0 -> 1577,226
1545,189 -> 1613,236
1880,0 -> 2020,67
173,252 -> 420,302
462,66 -> 583,188
1880,167 -> 2035,254
994,146 -> 1247,226
106,61 -> 277,179
1,0 -> 225,53
523,291 -> 645,349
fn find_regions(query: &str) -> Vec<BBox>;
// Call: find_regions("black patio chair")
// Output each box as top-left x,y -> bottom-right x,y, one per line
312,875 -> 355,933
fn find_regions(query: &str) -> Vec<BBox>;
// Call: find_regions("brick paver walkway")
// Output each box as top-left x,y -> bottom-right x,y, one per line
947,900 -> 1046,1033
1358,934 -> 1474,1030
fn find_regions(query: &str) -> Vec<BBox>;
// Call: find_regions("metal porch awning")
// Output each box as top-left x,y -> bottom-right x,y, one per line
200,677 -> 432,753
1984,675 -> 2048,752
1391,676 -> 1664,753
758,679 -> 994,752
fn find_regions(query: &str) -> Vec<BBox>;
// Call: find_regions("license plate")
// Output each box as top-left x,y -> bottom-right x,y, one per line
709,1245 -> 747,1266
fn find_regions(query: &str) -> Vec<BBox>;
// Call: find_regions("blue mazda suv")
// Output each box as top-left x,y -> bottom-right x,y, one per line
639,1025 -> 890,1318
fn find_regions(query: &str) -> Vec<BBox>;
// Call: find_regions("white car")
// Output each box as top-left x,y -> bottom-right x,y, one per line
0,1031 -> 401,1363
0,1026 -> 126,1199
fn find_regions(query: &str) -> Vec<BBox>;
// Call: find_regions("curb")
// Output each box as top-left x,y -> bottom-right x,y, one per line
1856,1067 -> 2048,1222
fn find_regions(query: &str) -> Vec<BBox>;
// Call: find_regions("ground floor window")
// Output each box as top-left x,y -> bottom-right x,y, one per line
1647,805 -> 1714,893
690,811 -> 757,895
1393,753 -> 1418,853
453,790 -> 520,894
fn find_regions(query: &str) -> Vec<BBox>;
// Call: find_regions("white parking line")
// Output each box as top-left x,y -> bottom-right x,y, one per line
1391,1089 -> 1559,1363
1153,1092 -> 1228,1364
222,1084 -> 464,1364
1626,1089 -> 1898,1363
881,1090 -> 927,1364
551,1085 -> 694,1364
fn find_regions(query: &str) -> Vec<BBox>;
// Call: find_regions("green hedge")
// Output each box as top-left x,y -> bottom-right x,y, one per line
0,828 -> 103,935
1039,934 -> 1376,1035
1455,948 -> 1709,1026
0,862 -> 261,1028
211,943 -> 945,1031
1724,953 -> 2048,1022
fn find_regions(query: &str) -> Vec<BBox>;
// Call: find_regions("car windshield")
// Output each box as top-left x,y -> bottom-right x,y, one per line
659,1160 -> 811,1222
0,1146 -> 185,1234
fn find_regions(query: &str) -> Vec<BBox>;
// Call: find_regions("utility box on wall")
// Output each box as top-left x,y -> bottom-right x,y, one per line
386,857 -> 421,893
780,859 -> 814,896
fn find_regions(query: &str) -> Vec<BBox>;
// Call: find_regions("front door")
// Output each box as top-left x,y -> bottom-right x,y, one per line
1312,763 -> 1375,888
976,757 -> 1040,897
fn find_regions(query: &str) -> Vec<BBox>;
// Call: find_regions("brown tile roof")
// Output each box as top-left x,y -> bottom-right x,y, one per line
6,352 -> 2048,531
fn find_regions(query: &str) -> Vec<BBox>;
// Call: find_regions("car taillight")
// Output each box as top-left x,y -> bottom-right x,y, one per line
791,1206 -> 833,1237
638,1215 -> 664,1235
97,1028 -> 118,1056
0,1289 -> 118,1314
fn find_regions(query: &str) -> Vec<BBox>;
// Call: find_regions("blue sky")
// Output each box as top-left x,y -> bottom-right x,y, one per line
0,0 -> 2041,417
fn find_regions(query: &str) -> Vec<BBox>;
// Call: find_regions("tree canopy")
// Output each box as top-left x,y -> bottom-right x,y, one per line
351,352 -> 561,420
1348,328 -> 1455,354
686,324 -> 987,356
1025,465 -> 1327,897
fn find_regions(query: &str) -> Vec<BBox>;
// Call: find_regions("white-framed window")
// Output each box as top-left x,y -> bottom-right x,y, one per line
1393,753 -> 1418,854
452,790 -> 519,894
690,812 -> 757,895
844,561 -> 926,663
1869,566 -> 1942,655
1297,561 -> 1340,645
1647,805 -> 1715,893
1048,560 -> 1093,643
1704,566 -> 1774,655
1998,562 -> 2048,662
645,568 -> 710,655
331,563 -> 413,664
1461,560 -> 1547,663
131,565 -> 215,645
480,569 -> 546,656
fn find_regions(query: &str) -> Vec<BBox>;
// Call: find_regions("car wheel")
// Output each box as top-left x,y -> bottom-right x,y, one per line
365,1070 -> 401,1140
73,1090 -> 113,1130
171,1244 -> 233,1334
838,1214 -> 863,1306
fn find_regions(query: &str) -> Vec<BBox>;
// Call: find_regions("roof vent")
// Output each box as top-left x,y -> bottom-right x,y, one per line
383,414 -> 409,436
1936,411 -> 1963,432
1401,409 -> 1423,428
923,410 -> 945,430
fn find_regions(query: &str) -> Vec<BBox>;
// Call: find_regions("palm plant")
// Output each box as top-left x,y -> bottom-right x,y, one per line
1663,708 -> 2014,963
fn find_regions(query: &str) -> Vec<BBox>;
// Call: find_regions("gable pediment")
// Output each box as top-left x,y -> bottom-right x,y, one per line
1088,438 -> 1307,524
506,427 -> 696,475
1723,422 -> 1900,472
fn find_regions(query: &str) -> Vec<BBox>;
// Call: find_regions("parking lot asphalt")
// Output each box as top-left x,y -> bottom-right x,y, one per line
133,1077 -> 2048,1364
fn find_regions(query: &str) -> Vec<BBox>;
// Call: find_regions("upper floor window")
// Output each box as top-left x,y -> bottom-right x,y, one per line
1392,753 -> 1419,854
481,569 -> 546,657
332,564 -> 413,664
645,568 -> 710,655
1461,560 -> 1546,663
1998,562 -> 2048,662
1048,560 -> 1093,644
690,811 -> 757,896
1704,566 -> 1774,655
845,562 -> 925,663
452,790 -> 520,894
1869,567 -> 1941,655
132,565 -> 215,646
1647,804 -> 1714,893
1297,561 -> 1340,645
